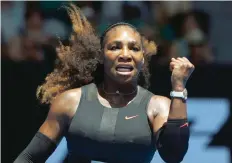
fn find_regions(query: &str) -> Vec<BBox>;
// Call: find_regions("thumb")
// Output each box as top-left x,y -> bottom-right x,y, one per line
169,62 -> 175,71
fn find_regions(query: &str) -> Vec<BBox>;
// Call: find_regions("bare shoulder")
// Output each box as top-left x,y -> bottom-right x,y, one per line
147,95 -> 171,118
50,88 -> 82,119
39,88 -> 82,142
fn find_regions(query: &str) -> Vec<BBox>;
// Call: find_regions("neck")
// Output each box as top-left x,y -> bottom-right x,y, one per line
103,75 -> 137,95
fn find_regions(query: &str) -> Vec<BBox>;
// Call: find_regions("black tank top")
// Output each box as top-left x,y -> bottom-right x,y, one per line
66,83 -> 156,163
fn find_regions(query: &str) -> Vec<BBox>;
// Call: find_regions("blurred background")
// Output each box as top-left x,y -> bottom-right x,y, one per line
1,1 -> 232,163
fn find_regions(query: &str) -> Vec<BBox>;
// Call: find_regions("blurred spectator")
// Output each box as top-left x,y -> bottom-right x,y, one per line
172,11 -> 214,64
1,1 -> 26,43
155,41 -> 179,66
22,37 -> 45,61
161,1 -> 193,17
7,35 -> 45,62
149,4 -> 214,66
150,2 -> 175,44
122,3 -> 155,41
39,1 -> 65,12
124,1 -> 150,22
79,1 -> 99,30
123,4 -> 143,27
101,1 -> 123,23
5,3 -> 68,62
6,7 -> 46,61
139,24 -> 157,41
23,3 -> 68,46
22,8 -> 49,45
97,1 -> 124,35
1,1 -> 216,65
186,29 -> 214,65
189,43 -> 214,65
43,19 -> 69,46
98,2 -> 148,35
172,12 -> 195,59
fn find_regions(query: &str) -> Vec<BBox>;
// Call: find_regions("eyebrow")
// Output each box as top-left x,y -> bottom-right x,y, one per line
108,40 -> 140,46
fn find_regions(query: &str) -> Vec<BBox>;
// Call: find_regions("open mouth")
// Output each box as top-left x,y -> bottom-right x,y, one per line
115,64 -> 134,75
116,64 -> 134,72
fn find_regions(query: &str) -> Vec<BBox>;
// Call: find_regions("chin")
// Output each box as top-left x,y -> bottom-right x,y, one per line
114,71 -> 136,84
105,69 -> 138,84
116,78 -> 133,84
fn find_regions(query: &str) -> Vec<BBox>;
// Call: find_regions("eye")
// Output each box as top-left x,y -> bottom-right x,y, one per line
132,47 -> 140,52
110,46 -> 119,51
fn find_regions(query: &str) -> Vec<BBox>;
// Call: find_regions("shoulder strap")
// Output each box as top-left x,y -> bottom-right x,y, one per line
84,83 -> 98,101
132,86 -> 154,107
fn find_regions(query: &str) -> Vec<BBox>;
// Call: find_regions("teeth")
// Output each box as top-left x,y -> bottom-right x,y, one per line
117,68 -> 132,72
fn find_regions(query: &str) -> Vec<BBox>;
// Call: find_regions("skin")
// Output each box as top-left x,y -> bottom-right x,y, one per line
37,26 -> 194,161
103,26 -> 144,85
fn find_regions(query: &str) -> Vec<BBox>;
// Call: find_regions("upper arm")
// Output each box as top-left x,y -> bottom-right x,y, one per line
39,88 -> 81,143
147,95 -> 171,133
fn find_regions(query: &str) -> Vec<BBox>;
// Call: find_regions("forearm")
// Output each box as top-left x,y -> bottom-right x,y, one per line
157,87 -> 189,162
14,132 -> 57,163
157,92 -> 189,162
168,84 -> 187,119
168,98 -> 187,119
156,119 -> 189,163
156,57 -> 193,162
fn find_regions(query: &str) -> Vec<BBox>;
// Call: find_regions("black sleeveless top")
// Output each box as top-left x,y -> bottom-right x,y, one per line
66,83 -> 156,163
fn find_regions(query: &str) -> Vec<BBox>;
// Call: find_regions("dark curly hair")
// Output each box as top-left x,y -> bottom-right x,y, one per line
37,3 -> 157,104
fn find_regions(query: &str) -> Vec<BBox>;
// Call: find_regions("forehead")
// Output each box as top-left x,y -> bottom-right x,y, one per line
105,26 -> 141,43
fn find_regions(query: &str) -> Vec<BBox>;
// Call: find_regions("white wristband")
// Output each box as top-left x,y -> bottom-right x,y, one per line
170,89 -> 188,100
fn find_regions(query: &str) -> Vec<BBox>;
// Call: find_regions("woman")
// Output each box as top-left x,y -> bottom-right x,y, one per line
14,4 -> 194,163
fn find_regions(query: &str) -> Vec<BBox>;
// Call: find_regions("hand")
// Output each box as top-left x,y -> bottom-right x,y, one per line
170,57 -> 195,91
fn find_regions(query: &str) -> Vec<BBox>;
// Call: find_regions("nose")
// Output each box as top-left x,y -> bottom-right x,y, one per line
118,48 -> 132,62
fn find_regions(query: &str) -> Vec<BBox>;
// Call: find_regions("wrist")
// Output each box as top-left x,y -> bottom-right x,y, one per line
170,88 -> 188,101
172,85 -> 185,91
171,79 -> 186,91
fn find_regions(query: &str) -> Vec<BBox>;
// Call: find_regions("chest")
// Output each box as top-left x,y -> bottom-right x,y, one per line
66,100 -> 155,162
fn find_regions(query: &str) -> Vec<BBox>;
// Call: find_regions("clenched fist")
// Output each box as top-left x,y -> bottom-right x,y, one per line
170,57 -> 195,91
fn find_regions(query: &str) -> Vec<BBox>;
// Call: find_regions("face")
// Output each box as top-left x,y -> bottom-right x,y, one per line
183,15 -> 199,35
103,26 -> 144,84
27,12 -> 43,30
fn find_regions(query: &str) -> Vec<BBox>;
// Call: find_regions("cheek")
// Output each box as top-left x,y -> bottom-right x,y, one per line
104,52 -> 117,67
104,52 -> 114,60
137,61 -> 144,71
134,55 -> 144,69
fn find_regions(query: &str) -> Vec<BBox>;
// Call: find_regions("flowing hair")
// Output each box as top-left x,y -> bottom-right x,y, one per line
37,3 -> 157,104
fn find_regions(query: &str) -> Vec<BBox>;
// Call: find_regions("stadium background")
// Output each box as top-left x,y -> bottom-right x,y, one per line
2,1 -> 232,163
